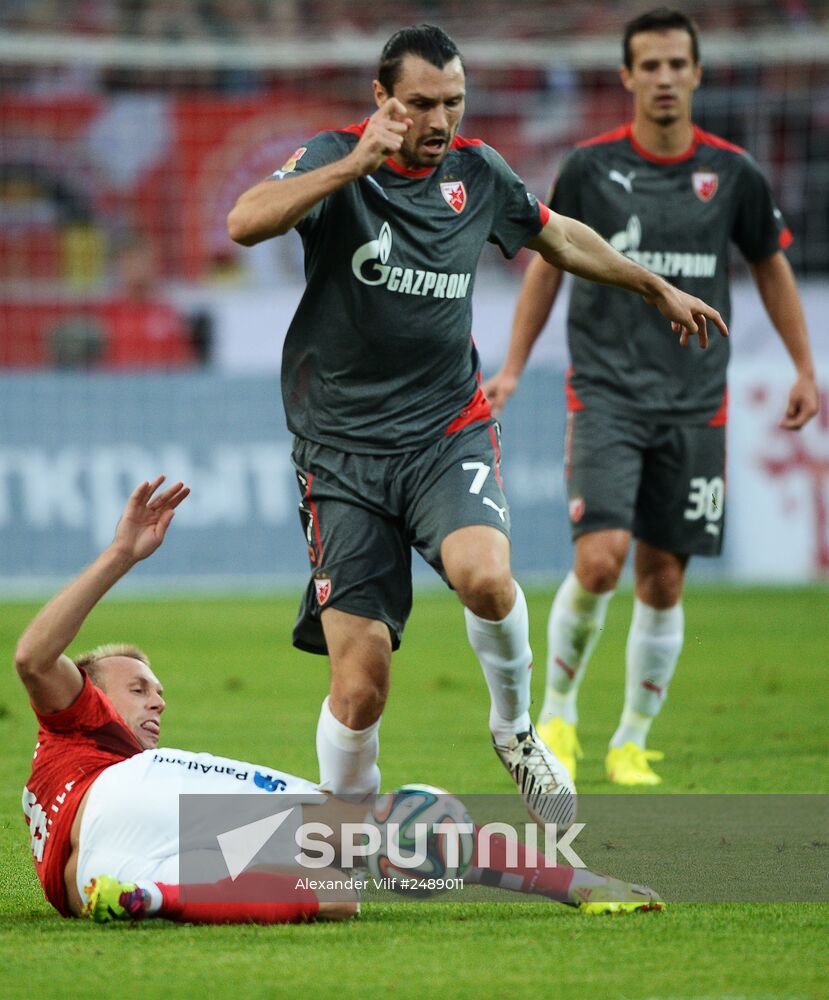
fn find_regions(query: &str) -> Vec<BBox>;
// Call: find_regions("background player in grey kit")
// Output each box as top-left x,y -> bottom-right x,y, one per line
227,23 -> 728,818
484,8 -> 818,786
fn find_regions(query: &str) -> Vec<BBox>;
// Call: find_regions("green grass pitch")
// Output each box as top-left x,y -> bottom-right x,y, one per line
0,586 -> 826,999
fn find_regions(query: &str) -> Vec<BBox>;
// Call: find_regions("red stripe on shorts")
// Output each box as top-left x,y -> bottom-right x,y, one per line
488,424 -> 503,486
306,472 -> 324,561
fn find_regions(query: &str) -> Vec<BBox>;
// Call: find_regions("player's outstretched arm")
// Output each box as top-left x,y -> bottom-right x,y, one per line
526,213 -> 728,348
750,251 -> 819,430
227,98 -> 413,246
483,255 -> 565,415
15,477 -> 189,714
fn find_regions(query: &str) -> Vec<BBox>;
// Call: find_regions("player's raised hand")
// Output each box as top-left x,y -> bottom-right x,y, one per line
114,476 -> 191,562
349,98 -> 413,175
482,371 -> 519,416
780,372 -> 820,430
648,284 -> 729,348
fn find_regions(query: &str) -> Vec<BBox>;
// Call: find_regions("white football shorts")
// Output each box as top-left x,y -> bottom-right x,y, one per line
76,746 -> 323,897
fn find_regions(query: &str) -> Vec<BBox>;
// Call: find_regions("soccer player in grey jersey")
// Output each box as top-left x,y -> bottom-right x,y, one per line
484,9 -> 818,786
228,24 -> 727,819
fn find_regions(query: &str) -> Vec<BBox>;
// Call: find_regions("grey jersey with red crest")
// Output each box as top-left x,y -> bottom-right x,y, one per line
552,123 -> 790,423
274,121 -> 546,453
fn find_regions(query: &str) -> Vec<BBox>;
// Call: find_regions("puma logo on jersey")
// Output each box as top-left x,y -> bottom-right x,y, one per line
610,215 -> 717,278
609,169 -> 636,193
482,496 -> 506,521
352,222 -> 471,299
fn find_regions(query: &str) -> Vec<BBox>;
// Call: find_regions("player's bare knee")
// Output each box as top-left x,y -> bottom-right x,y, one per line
635,546 -> 687,607
576,551 -> 623,593
636,571 -> 684,608
329,670 -> 388,728
452,561 -> 513,619
574,532 -> 628,592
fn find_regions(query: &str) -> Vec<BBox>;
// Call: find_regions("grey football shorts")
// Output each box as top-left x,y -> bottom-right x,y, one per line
291,421 -> 511,655
564,407 -> 725,556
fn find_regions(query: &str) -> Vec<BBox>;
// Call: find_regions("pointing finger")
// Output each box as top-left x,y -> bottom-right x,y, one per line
381,96 -> 409,120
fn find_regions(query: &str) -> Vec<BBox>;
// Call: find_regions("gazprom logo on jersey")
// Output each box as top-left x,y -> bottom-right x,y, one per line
351,222 -> 471,299
611,215 -> 717,278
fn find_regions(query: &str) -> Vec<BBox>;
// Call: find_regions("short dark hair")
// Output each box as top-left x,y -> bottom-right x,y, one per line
623,8 -> 700,69
378,24 -> 463,94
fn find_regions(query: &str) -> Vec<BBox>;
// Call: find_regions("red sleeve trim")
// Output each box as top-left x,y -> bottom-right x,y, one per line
779,228 -> 794,250
450,134 -> 484,148
538,203 -> 551,226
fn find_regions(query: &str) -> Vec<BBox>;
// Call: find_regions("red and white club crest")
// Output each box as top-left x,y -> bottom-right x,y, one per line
569,497 -> 585,523
314,572 -> 331,606
692,171 -> 718,202
440,180 -> 467,214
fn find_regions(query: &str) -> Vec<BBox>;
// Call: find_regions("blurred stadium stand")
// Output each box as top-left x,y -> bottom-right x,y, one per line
1,1 -> 827,39
0,2 -> 827,587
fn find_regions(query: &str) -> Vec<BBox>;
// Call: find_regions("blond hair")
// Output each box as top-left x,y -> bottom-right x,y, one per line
75,643 -> 150,690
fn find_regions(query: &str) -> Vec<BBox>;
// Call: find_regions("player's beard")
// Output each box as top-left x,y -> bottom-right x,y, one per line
399,129 -> 452,170
653,112 -> 678,127
649,96 -> 683,128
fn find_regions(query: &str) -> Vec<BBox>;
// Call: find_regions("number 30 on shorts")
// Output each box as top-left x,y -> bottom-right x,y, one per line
684,476 -> 724,524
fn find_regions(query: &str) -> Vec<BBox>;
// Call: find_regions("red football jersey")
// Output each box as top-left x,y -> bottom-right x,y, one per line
22,673 -> 143,916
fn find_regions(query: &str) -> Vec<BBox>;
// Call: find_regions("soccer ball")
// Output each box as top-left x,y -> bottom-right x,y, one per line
366,784 -> 474,895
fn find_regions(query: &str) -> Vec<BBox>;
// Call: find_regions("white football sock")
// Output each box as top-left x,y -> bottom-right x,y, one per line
464,581 -> 532,745
609,706 -> 653,749
540,571 -> 614,726
316,696 -> 381,796
610,599 -> 684,748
